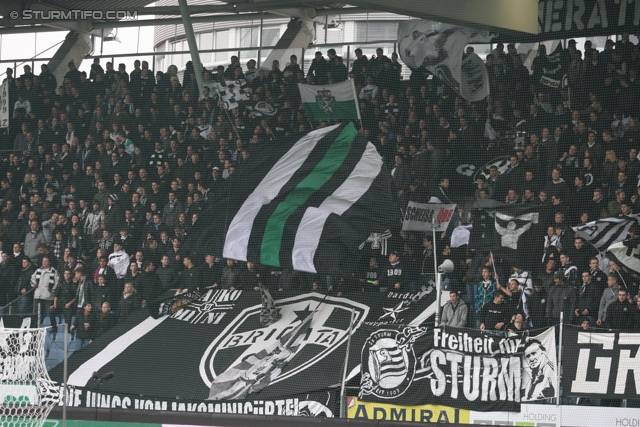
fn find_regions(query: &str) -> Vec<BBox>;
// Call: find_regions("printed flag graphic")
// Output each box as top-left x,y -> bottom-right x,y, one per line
186,122 -> 397,275
298,81 -> 360,122
207,308 -> 315,400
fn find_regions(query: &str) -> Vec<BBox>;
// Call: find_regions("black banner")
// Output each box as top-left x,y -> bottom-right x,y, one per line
358,326 -> 556,412
562,327 -> 640,399
47,384 -> 339,417
49,286 -> 438,402
493,0 -> 640,43
469,203 -> 553,270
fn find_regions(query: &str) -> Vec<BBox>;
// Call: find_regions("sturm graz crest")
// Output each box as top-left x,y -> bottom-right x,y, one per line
316,89 -> 336,115
199,293 -> 368,388
359,326 -> 426,400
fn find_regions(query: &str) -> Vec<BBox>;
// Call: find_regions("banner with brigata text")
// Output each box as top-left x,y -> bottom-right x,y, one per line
48,286 -> 439,403
402,202 -> 456,232
358,326 -> 556,412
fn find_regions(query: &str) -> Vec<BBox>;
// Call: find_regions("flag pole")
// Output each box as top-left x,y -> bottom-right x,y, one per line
350,79 -> 361,122
432,219 -> 441,326
556,314 -> 563,406
349,79 -> 365,134
490,251 -> 497,278
339,308 -> 356,418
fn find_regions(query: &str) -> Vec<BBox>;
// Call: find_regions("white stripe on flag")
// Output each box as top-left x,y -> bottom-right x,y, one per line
223,124 -> 340,262
292,142 -> 382,273
67,315 -> 168,386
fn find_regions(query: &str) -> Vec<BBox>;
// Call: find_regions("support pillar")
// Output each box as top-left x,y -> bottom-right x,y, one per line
178,0 -> 204,90
47,31 -> 93,92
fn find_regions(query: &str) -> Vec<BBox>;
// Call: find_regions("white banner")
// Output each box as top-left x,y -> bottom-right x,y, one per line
521,326 -> 558,402
0,82 -> 9,128
201,80 -> 252,110
470,404 -> 640,427
398,20 -> 490,102
402,202 -> 456,232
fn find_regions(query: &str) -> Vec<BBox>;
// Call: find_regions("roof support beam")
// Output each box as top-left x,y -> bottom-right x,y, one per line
178,0 -> 204,90
0,7 -> 377,32
133,0 -> 328,16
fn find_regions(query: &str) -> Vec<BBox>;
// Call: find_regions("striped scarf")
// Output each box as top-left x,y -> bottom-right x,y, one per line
33,267 -> 58,292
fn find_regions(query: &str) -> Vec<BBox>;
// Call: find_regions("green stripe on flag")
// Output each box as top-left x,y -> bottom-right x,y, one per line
260,122 -> 358,266
304,100 -> 359,122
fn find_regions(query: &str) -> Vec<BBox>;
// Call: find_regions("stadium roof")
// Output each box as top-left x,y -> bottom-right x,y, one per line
0,0 -> 538,36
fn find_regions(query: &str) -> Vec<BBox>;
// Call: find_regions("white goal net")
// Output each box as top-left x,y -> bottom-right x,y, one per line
0,321 -> 59,427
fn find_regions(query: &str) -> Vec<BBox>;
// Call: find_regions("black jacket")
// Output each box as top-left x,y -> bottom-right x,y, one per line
605,300 -> 635,331
480,300 -> 509,330
576,280 -> 601,317
16,264 -> 37,295
117,293 -> 141,322
547,283 -> 577,323
95,312 -> 117,337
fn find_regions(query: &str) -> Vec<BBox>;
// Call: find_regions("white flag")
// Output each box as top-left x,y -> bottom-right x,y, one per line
0,83 -> 9,128
398,20 -> 490,102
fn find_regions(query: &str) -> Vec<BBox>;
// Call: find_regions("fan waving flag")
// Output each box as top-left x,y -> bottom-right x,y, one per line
298,81 -> 360,122
186,122 -> 397,275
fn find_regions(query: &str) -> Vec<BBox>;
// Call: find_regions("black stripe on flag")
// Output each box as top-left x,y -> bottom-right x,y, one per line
184,122 -> 398,276
247,124 -> 363,268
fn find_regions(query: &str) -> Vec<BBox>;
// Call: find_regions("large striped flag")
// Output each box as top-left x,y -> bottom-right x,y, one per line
572,214 -> 640,252
298,81 -> 360,122
186,122 -> 396,275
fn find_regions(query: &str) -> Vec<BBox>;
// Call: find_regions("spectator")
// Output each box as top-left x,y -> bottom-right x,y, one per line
116,282 -> 141,322
54,268 -> 76,331
108,241 -> 129,281
70,302 -> 96,349
16,257 -> 36,314
528,282 -> 548,329
479,292 -> 509,333
24,221 -> 46,263
95,301 -> 117,337
604,288 -> 635,331
574,271 -> 601,326
179,254 -> 201,293
597,275 -> 622,326
440,290 -> 468,327
547,271 -> 577,325
31,256 -> 59,333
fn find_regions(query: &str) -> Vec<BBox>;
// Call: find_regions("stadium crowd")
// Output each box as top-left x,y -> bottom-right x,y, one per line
1,34 -> 640,345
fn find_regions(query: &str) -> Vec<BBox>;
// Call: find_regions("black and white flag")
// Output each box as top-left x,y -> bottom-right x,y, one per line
520,327 -> 558,402
186,122 -> 397,275
573,214 -> 640,252
208,79 -> 252,110
607,238 -> 640,277
359,326 -> 557,411
539,48 -> 568,91
469,203 -> 552,269
398,20 -> 491,102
